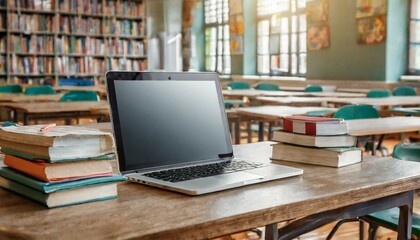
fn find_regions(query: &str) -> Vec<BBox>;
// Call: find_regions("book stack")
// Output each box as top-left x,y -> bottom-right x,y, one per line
271,116 -> 362,168
0,125 -> 125,208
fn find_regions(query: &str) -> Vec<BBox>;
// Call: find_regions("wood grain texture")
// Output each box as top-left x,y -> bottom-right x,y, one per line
327,96 -> 420,107
0,142 -> 420,239
0,93 -> 64,103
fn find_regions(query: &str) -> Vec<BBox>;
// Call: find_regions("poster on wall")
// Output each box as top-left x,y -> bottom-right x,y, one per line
356,0 -> 387,18
307,25 -> 330,51
229,15 -> 244,35
357,15 -> 386,44
230,35 -> 243,54
307,0 -> 329,24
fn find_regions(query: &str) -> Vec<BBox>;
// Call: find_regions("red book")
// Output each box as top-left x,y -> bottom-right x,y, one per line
282,116 -> 348,136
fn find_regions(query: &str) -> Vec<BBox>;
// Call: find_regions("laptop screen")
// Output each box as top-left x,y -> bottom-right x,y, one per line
107,72 -> 232,172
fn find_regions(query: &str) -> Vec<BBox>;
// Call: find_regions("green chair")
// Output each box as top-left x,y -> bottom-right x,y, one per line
305,85 -> 323,92
224,99 -> 245,109
367,89 -> 392,98
254,83 -> 280,91
24,86 -> 56,95
393,86 -> 417,96
333,104 -> 380,120
0,84 -> 23,93
226,81 -> 250,90
361,142 -> 420,239
59,90 -> 99,102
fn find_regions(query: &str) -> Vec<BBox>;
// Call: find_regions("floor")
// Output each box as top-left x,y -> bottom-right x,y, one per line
213,133 -> 419,240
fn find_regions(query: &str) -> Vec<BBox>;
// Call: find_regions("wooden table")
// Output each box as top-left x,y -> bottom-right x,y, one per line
256,96 -> 338,106
0,141 -> 419,239
327,96 -> 420,108
382,107 -> 420,116
0,93 -> 64,102
1,101 -> 109,125
53,85 -> 107,96
347,116 -> 420,136
223,90 -> 366,99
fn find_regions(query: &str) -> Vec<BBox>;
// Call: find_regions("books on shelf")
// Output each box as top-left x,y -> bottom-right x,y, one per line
8,0 -> 53,10
10,55 -> 54,74
272,130 -> 356,148
0,125 -> 114,161
103,18 -> 144,36
3,154 -> 113,181
271,143 -> 362,168
10,35 -> 54,54
9,13 -> 54,32
0,167 -> 125,208
59,16 -> 102,35
282,116 -> 348,136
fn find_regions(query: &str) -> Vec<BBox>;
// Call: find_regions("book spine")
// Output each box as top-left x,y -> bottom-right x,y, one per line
4,154 -> 49,182
283,119 -> 317,135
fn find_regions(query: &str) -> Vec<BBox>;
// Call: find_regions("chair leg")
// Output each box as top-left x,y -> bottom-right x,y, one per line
326,218 -> 359,240
367,223 -> 379,240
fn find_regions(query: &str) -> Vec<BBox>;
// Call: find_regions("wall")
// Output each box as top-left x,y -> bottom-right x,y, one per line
307,0 -> 387,81
307,0 -> 408,82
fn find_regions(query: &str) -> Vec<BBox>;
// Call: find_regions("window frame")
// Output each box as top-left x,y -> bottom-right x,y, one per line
256,0 -> 306,77
204,0 -> 231,75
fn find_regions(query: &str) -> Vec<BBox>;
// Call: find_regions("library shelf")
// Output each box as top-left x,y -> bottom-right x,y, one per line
12,53 -> 55,56
9,8 -> 55,14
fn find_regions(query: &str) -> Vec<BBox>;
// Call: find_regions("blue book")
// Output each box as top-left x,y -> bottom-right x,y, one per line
0,167 -> 126,208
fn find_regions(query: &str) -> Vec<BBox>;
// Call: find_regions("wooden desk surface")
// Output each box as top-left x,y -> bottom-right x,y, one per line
1,142 -> 420,239
223,89 -> 366,98
53,86 -> 107,94
256,96 -> 338,105
328,96 -> 420,107
1,101 -> 109,113
0,93 -> 64,102
347,116 -> 420,136
237,106 -> 335,120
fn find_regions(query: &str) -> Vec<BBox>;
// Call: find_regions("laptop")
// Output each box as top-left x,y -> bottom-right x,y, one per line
106,71 -> 303,195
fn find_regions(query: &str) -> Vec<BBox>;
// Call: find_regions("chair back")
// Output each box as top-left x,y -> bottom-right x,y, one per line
392,143 -> 420,162
226,81 -> 250,90
333,104 -> 380,120
254,83 -> 280,91
367,89 -> 392,98
0,84 -> 23,93
392,86 -> 417,96
24,86 -> 55,95
305,85 -> 323,92
59,90 -> 99,102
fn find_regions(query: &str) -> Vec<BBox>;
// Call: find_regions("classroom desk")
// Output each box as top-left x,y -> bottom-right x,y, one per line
382,107 -> 420,116
255,96 -> 338,106
0,141 -> 419,239
0,101 -> 109,125
346,116 -> 420,136
0,93 -> 64,102
223,89 -> 366,99
327,96 -> 420,108
53,86 -> 107,98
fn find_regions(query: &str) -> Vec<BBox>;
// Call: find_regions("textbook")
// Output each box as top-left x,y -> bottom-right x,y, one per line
0,138 -> 115,161
0,125 -> 114,147
271,143 -> 362,168
282,116 -> 348,136
4,154 -> 113,182
0,167 -> 126,208
272,130 -> 356,148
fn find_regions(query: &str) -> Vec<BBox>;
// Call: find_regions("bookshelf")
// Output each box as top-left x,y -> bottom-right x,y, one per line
1,0 -> 147,85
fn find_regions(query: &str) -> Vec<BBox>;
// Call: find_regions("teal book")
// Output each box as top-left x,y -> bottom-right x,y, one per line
1,148 -> 115,163
0,167 -> 126,208
0,167 -> 126,193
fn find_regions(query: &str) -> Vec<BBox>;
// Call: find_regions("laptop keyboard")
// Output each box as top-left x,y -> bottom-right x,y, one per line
143,161 -> 265,183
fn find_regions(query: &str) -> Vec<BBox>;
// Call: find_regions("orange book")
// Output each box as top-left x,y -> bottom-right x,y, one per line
4,154 -> 113,182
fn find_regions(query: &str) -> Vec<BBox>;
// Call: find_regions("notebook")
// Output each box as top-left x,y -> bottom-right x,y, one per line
106,71 -> 303,195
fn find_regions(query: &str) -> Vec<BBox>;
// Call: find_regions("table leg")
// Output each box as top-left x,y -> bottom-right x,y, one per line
23,113 -> 29,125
234,116 -> 240,144
371,135 -> 376,156
397,191 -> 414,240
258,121 -> 264,142
265,223 -> 278,240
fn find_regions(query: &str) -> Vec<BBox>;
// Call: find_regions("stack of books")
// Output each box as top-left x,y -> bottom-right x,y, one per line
271,116 -> 362,168
0,125 -> 125,208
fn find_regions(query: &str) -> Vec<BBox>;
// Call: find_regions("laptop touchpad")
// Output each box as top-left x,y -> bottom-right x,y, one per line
176,172 -> 264,191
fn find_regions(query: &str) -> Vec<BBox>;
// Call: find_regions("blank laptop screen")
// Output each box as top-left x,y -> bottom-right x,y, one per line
113,80 -> 231,171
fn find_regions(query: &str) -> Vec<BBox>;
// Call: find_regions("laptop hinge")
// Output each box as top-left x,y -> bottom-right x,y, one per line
219,152 -> 233,158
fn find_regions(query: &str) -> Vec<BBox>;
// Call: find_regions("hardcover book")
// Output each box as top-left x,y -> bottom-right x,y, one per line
271,143 -> 362,168
272,130 -> 356,148
4,154 -> 113,182
282,116 -> 348,136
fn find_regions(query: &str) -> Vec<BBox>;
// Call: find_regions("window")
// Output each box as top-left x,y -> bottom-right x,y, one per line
409,0 -> 420,73
257,0 -> 306,76
204,0 -> 231,74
